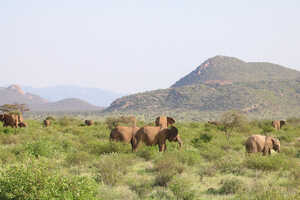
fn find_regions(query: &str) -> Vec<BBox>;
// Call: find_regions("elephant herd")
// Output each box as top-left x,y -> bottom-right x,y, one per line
0,113 -> 283,155
110,116 -> 182,152
0,113 -> 27,128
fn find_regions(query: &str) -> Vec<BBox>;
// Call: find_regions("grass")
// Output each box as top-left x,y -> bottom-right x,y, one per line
0,117 -> 300,199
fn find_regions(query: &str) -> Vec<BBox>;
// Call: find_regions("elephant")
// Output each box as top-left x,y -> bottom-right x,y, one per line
272,120 -> 286,131
245,134 -> 280,155
0,114 -> 4,122
18,122 -> 27,128
132,124 -> 182,152
110,126 -> 140,143
2,113 -> 19,128
44,120 -> 51,127
85,120 -> 94,126
109,116 -> 139,143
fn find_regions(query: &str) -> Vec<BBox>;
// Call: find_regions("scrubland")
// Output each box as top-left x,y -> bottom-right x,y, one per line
0,116 -> 300,199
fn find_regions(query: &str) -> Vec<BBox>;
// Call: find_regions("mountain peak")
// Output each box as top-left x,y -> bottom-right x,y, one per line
7,84 -> 25,95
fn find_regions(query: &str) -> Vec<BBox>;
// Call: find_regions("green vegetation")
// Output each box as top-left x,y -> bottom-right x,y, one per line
0,115 -> 300,199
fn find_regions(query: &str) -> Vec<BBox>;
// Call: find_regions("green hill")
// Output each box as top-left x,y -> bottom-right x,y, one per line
104,56 -> 300,120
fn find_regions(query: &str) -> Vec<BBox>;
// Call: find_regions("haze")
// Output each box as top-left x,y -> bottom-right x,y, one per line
0,0 -> 299,93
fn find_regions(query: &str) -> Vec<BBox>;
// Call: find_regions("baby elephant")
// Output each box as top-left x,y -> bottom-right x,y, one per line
272,120 -> 286,131
44,120 -> 51,127
18,122 -> 28,128
245,134 -> 280,155
85,120 -> 94,126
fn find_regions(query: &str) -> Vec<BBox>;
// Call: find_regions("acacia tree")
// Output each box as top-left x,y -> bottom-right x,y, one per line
219,110 -> 249,141
0,103 -> 30,115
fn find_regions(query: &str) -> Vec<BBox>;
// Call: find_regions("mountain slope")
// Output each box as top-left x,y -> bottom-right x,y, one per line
104,56 -> 300,120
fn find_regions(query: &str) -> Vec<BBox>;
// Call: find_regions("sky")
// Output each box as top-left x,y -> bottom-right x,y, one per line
0,0 -> 299,93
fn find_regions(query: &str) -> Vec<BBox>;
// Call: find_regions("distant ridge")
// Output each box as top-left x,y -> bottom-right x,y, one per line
0,85 -> 103,112
104,56 -> 300,120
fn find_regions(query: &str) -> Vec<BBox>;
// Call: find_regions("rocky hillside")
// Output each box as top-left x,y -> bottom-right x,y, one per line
172,55 -> 300,87
0,85 -> 103,112
104,56 -> 300,120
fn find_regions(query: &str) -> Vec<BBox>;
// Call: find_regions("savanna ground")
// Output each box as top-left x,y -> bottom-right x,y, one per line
1,115 -> 300,200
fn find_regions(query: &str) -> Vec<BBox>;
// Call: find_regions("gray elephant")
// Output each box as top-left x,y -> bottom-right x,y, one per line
245,134 -> 280,155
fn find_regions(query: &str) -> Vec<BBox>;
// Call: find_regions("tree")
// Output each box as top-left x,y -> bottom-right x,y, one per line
219,110 -> 249,141
0,103 -> 30,114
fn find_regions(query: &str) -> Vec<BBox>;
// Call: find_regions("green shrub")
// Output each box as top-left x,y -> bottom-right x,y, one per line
234,186 -> 300,200
94,153 -> 134,186
0,162 -> 98,200
97,185 -> 138,200
153,156 -> 185,186
192,133 -> 213,147
129,181 -> 153,198
87,141 -> 130,155
45,116 -> 55,121
218,178 -> 244,194
25,140 -> 55,158
65,151 -> 94,166
136,146 -> 158,161
169,177 -> 196,200
215,157 -> 244,175
244,154 -> 297,171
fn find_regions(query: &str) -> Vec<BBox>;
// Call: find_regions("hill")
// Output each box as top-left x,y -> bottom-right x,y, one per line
22,85 -> 124,107
31,98 -> 103,112
104,56 -> 300,120
0,85 -> 103,112
172,55 -> 300,87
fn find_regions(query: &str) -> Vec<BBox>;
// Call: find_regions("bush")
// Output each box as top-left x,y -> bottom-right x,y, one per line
234,185 -> 300,200
58,116 -> 79,126
244,154 -> 297,171
87,141 -> 130,155
215,156 -> 244,175
94,153 -> 134,186
191,133 -> 213,146
136,146 -> 158,161
218,178 -> 244,194
45,116 -> 56,121
154,156 -> 185,186
169,177 -> 196,200
65,151 -> 94,166
98,185 -> 138,200
25,139 -> 58,158
0,162 -> 98,200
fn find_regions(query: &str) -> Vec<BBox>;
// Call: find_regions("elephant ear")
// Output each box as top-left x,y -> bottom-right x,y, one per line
280,120 -> 286,127
271,137 -> 280,151
166,126 -> 178,140
155,117 -> 161,126
167,117 -> 175,126
263,136 -> 273,155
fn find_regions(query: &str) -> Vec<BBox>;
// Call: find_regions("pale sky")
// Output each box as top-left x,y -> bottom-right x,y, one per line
0,0 -> 299,93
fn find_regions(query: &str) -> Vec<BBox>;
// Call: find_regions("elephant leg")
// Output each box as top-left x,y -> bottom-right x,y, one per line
262,146 -> 269,156
163,143 -> 167,152
132,138 -> 141,152
158,144 -> 163,152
